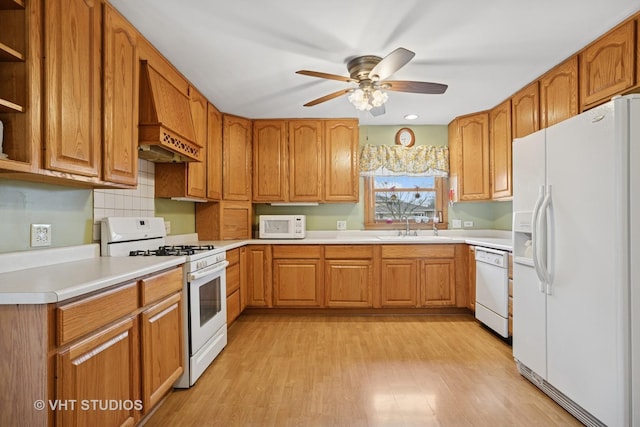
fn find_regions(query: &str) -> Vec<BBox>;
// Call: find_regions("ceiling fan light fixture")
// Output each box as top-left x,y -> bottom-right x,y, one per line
348,88 -> 388,111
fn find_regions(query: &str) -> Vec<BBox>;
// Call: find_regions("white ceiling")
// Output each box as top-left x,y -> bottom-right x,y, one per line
109,0 -> 640,125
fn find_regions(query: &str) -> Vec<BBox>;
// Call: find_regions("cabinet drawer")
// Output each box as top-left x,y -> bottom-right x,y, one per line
227,262 -> 240,295
140,267 -> 183,306
381,244 -> 455,259
226,248 -> 240,265
272,245 -> 322,259
324,245 -> 373,259
57,282 -> 138,346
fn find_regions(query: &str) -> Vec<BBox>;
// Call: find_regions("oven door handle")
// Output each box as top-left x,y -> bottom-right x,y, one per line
188,260 -> 229,282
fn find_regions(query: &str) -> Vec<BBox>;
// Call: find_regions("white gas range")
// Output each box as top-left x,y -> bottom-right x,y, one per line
101,217 -> 228,388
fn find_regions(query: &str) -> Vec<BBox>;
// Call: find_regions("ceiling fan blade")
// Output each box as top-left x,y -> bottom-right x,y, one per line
384,80 -> 448,94
303,88 -> 352,107
296,70 -> 355,83
368,47 -> 415,81
370,105 -> 386,117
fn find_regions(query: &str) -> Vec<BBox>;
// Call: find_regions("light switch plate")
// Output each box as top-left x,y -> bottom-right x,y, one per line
31,224 -> 52,247
452,219 -> 462,229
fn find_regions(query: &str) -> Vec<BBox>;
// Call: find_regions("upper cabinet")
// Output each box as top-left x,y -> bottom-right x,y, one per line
451,112 -> 490,201
102,3 -> 138,186
223,114 -> 252,201
539,56 -> 579,128
511,81 -> 539,139
323,119 -> 359,202
252,118 -> 359,203
288,120 -> 323,202
44,0 -> 102,177
489,99 -> 512,200
580,19 -> 636,111
206,103 -> 223,201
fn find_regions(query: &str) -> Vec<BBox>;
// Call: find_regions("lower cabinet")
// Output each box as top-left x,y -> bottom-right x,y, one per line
54,266 -> 184,426
272,246 -> 323,307
419,259 -> 456,306
56,316 -> 140,427
324,245 -> 374,308
246,245 -> 272,307
381,260 -> 418,307
225,247 -> 246,325
468,246 -> 476,311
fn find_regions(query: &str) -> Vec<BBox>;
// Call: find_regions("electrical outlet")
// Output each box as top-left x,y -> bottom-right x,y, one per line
31,224 -> 52,247
452,219 -> 462,229
463,220 -> 474,228
336,220 -> 347,231
164,221 -> 171,235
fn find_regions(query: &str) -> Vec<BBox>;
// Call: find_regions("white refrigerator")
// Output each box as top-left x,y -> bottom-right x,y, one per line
512,94 -> 639,427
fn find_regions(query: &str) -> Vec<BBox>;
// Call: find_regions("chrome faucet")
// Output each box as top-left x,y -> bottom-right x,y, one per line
401,215 -> 410,236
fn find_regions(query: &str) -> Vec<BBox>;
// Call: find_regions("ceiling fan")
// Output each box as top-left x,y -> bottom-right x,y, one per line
296,48 -> 447,116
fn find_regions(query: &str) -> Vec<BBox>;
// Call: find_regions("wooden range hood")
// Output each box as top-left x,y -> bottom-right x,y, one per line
138,61 -> 202,162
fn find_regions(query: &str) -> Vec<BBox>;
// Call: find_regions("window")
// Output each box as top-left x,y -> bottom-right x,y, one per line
364,176 -> 448,229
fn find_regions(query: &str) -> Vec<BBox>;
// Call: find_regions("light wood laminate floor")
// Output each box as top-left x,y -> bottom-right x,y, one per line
145,313 -> 581,427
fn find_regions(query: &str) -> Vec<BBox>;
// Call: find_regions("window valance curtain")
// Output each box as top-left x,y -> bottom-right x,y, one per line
359,144 -> 449,177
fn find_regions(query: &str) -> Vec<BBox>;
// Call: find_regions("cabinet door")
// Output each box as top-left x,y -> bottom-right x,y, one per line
252,120 -> 288,202
381,259 -> 417,307
246,245 -> 272,307
223,114 -> 252,200
325,260 -> 372,308
239,247 -> 248,312
468,246 -> 476,311
289,120 -> 323,201
140,292 -> 183,413
458,112 -> 490,201
206,103 -> 223,200
489,99 -> 512,200
187,86 -> 208,199
580,20 -> 635,110
512,81 -> 539,139
324,119 -> 359,202
102,4 -> 138,185
420,259 -> 456,306
540,56 -> 579,128
273,259 -> 324,307
56,316 -> 139,427
44,0 -> 101,177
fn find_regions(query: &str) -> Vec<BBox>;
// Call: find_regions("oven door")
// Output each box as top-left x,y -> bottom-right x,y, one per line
188,261 -> 228,354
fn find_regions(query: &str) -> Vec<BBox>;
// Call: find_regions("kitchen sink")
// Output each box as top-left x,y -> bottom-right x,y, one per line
376,235 -> 453,242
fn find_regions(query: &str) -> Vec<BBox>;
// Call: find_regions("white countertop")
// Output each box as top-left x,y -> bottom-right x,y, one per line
0,230 -> 512,305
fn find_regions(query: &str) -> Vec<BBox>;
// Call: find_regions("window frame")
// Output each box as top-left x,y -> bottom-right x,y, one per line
363,176 -> 448,230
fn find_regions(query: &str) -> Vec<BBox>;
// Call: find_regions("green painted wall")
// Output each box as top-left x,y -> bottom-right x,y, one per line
155,199 -> 196,234
0,180 -> 93,253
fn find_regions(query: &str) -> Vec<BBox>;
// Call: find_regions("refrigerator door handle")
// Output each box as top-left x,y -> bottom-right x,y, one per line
531,185 -> 546,291
537,185 -> 553,292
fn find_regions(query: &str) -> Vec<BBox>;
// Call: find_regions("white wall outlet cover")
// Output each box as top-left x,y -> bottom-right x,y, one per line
452,219 -> 462,229
31,224 -> 52,247
164,221 -> 171,235
337,220 -> 347,231
463,220 -> 474,227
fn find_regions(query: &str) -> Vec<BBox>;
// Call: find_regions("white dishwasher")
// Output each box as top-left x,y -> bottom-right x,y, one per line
475,246 -> 510,338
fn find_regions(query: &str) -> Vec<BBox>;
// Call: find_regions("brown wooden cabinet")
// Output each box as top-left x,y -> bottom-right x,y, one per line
206,103 -> 223,200
323,119 -> 359,202
272,245 -> 324,307
381,259 -> 418,307
195,200 -> 252,240
226,247 -> 246,325
252,120 -> 288,202
468,246 -> 476,311
223,114 -> 252,201
0,0 -> 40,173
324,245 -> 374,308
44,0 -> 101,177
489,99 -> 512,200
539,56 -> 579,128
246,245 -> 272,307
288,120 -> 323,202
450,112 -> 490,201
102,3 -> 138,186
580,19 -> 636,110
511,81 -> 539,139
56,315 -> 140,427
420,259 -> 456,307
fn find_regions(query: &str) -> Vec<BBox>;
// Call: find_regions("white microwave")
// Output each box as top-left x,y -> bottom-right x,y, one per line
259,215 -> 306,239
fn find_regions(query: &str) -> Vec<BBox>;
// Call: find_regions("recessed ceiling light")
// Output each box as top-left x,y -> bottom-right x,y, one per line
404,114 -> 418,120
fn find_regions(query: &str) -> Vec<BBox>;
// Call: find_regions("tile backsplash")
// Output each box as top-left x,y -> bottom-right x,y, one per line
92,159 -> 155,240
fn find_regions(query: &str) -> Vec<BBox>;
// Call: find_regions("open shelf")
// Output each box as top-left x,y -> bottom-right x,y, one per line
0,0 -> 24,10
0,41 -> 24,61
0,98 -> 24,113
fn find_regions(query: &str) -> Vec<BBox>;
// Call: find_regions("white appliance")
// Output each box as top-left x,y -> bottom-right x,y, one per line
512,95 -> 639,427
474,246 -> 510,338
101,217 -> 228,389
259,214 -> 306,239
